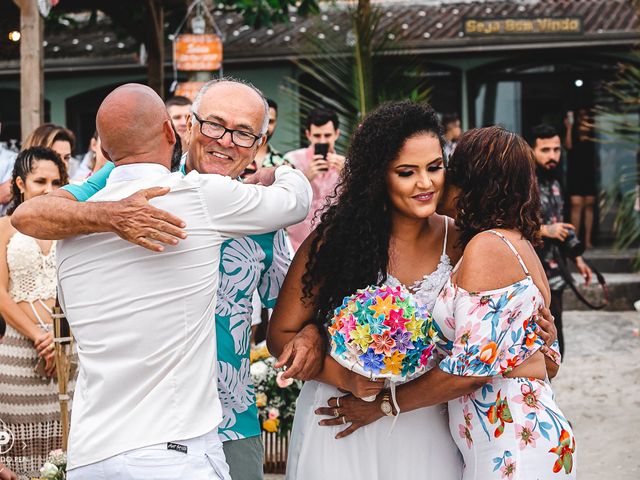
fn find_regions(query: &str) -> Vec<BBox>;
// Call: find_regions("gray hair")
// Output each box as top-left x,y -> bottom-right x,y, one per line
191,76 -> 269,136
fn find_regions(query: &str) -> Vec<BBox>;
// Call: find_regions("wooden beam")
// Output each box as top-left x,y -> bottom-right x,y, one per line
16,0 -> 44,141
145,0 -> 165,98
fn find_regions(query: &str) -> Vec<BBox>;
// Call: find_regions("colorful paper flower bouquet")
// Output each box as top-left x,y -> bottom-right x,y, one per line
328,284 -> 438,391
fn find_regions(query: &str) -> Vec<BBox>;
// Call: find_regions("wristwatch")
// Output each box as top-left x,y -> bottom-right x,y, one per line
380,391 -> 396,417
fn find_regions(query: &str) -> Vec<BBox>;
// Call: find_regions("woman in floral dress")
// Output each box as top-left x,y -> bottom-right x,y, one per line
324,127 -> 574,479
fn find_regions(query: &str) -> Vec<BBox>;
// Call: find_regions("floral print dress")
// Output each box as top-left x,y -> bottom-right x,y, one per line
432,230 -> 576,479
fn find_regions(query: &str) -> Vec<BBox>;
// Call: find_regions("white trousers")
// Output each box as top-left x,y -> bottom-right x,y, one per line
67,429 -> 231,480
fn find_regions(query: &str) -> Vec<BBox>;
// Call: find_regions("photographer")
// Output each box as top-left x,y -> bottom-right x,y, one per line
285,107 -> 345,251
530,124 -> 592,356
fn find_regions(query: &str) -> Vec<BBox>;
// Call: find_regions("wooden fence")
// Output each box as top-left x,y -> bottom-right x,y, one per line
263,430 -> 290,474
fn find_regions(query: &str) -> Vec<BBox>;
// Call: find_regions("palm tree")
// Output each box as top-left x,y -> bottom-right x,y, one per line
597,52 -> 640,256
284,0 -> 431,148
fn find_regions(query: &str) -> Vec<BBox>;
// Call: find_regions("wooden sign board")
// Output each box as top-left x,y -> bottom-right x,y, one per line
174,82 -> 206,101
175,34 -> 223,71
464,17 -> 583,36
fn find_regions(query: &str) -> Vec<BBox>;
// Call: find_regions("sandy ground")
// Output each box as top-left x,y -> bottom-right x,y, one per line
552,311 -> 640,478
267,310 -> 640,479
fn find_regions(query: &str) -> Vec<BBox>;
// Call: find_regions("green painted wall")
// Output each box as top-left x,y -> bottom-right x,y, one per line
0,72 -> 145,140
0,66 -> 301,153
225,64 -> 301,153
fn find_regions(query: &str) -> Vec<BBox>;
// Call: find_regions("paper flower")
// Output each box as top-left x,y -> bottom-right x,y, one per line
328,284 -> 435,382
360,348 -> 385,375
372,331 -> 396,356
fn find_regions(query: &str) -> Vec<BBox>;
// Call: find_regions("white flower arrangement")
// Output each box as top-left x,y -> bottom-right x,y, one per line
38,449 -> 66,479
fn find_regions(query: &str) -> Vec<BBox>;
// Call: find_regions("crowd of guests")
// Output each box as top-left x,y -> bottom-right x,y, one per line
0,83 -> 594,479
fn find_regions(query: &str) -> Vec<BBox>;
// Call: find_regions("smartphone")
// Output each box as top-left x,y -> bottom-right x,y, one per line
567,111 -> 574,125
313,143 -> 329,171
314,143 -> 329,159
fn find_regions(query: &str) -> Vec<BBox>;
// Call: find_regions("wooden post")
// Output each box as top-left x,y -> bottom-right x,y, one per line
145,0 -> 165,98
13,0 -> 44,141
52,300 -> 73,451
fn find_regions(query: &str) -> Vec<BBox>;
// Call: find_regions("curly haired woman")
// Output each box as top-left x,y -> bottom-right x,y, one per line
268,101 -> 465,479
320,127 -> 573,479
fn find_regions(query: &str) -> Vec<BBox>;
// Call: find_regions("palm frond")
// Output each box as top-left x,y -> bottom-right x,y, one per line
282,0 -> 431,147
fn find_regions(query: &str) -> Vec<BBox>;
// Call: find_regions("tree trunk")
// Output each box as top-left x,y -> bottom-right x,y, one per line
353,0 -> 374,117
14,0 -> 44,141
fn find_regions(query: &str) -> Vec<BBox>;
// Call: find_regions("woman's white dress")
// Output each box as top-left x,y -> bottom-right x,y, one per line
286,220 -> 463,480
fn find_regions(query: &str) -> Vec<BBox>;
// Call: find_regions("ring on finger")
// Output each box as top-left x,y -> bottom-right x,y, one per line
342,416 -> 347,425
333,408 -> 340,418
336,397 -> 341,408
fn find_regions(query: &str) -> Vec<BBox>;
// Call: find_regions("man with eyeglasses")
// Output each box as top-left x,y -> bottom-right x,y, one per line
12,78 -> 325,480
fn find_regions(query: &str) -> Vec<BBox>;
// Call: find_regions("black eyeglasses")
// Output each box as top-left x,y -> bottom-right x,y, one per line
191,112 -> 261,148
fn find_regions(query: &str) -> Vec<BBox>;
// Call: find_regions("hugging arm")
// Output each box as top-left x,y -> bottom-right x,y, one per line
11,164 -> 186,252
267,235 -> 384,398
201,166 -> 312,238
320,235 -> 557,437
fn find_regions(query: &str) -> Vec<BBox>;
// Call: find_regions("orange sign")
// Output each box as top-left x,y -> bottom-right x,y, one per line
174,34 -> 223,71
174,82 -> 207,101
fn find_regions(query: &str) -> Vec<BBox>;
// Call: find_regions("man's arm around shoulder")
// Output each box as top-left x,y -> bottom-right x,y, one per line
11,188 -> 186,252
201,165 -> 312,238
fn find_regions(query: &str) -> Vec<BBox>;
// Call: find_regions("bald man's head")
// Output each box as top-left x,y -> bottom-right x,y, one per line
96,83 -> 176,166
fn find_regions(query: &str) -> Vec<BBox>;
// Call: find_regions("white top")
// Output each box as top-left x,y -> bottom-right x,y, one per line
7,232 -> 57,303
57,163 -> 311,470
385,216 -> 452,311
286,216 -> 462,480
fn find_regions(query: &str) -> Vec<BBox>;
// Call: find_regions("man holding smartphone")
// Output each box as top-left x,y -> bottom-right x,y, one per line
285,107 -> 346,251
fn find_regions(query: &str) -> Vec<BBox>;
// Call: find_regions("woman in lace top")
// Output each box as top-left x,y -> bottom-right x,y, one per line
268,102 -> 465,479
0,147 -> 69,478
329,127 -> 572,479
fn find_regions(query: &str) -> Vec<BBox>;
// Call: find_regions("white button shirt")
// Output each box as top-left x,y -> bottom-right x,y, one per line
57,163 -> 311,470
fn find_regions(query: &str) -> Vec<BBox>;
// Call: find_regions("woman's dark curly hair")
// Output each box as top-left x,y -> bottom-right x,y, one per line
447,126 -> 541,248
7,146 -> 69,216
302,101 -> 444,324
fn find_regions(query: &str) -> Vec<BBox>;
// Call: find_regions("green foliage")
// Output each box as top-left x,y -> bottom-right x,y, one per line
597,53 -> 640,255
284,0 -> 431,148
219,0 -> 320,28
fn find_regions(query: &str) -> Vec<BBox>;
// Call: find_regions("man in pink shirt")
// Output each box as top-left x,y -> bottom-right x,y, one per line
284,107 -> 345,250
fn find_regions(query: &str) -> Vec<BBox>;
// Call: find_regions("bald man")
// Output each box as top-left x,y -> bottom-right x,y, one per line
13,78 -> 323,480
43,84 -> 311,479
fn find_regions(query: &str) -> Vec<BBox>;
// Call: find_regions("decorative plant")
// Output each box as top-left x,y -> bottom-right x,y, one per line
250,343 -> 303,436
283,0 -> 431,149
596,50 -> 640,259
